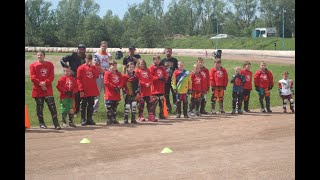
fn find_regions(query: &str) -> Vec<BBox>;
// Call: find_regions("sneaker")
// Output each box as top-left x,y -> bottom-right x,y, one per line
124,119 -> 129,124
291,109 -> 295,113
39,124 -> 47,129
176,114 -> 181,118
189,112 -> 195,117
231,109 -> 236,114
159,114 -> 166,119
184,114 -> 189,118
244,109 -> 251,113
261,108 -> 266,113
131,119 -> 137,124
55,125 -> 61,130
220,110 -> 225,114
81,120 -> 87,126
196,112 -> 201,116
138,117 -> 145,122
200,111 -> 208,114
211,109 -> 216,114
238,109 -> 243,114
86,120 -> 96,125
266,108 -> 272,113
113,120 -> 120,124
69,122 -> 77,127
106,120 -> 112,125
61,122 -> 68,128
283,109 -> 287,113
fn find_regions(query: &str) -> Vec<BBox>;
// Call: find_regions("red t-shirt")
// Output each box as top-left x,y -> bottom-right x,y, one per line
29,61 -> 54,98
56,75 -> 78,99
254,69 -> 274,88
104,70 -> 123,101
135,68 -> 153,97
149,64 -> 168,95
191,72 -> 204,92
240,69 -> 253,90
77,64 -> 99,97
200,66 -> 210,91
209,67 -> 228,87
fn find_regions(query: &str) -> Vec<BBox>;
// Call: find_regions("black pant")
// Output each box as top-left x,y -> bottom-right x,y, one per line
164,83 -> 176,111
243,89 -> 251,111
34,96 -> 59,127
74,91 -> 81,114
80,96 -> 95,121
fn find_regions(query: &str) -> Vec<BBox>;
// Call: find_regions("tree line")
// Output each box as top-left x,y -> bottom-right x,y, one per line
25,0 -> 295,48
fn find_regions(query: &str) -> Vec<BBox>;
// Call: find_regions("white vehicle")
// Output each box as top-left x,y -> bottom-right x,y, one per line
210,34 -> 228,39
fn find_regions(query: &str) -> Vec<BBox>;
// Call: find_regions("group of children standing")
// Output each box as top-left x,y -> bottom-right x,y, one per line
30,50 -> 295,130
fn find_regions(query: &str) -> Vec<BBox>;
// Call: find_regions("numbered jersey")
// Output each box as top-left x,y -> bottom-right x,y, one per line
94,50 -> 112,78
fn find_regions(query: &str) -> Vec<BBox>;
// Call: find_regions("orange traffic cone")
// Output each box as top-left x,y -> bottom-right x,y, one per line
25,105 -> 30,129
162,97 -> 168,118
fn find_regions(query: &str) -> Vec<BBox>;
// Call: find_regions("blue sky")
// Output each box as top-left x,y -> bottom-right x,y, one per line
48,0 -> 170,19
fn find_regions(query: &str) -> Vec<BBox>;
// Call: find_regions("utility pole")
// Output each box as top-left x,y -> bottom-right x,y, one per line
282,7 -> 285,49
216,22 -> 219,50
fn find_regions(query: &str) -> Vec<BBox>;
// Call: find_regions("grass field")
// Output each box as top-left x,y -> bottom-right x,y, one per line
25,52 -> 295,127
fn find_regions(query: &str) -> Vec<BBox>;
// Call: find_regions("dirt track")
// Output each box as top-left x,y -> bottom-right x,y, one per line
25,106 -> 295,179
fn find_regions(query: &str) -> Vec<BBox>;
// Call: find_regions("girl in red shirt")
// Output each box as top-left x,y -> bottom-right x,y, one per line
135,59 -> 156,122
190,63 -> 205,116
240,61 -> 253,112
150,55 -> 168,120
30,51 -> 61,130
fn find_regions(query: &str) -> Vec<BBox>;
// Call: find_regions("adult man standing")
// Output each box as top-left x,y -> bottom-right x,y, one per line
60,44 -> 86,117
122,45 -> 141,73
159,48 -> 178,113
93,41 -> 112,113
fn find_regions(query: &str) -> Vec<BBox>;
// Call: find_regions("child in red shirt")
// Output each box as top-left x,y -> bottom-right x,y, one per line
104,60 -> 123,125
150,55 -> 168,120
56,67 -> 78,127
189,63 -> 204,116
197,57 -> 210,114
77,54 -> 100,126
209,58 -> 228,114
240,61 -> 253,112
254,61 -> 274,113
135,59 -> 156,122
30,51 -> 61,130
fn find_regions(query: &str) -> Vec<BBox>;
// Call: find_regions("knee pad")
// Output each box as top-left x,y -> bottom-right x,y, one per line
131,101 -> 137,109
35,97 -> 45,105
125,104 -> 131,110
45,96 -> 55,105
283,99 -> 287,103
290,98 -> 294,103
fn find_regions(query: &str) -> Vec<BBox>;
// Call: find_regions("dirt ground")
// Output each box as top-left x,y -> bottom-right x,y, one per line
25,106 -> 295,180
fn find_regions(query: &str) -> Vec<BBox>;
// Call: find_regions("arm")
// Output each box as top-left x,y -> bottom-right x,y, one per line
56,77 -> 67,93
77,67 -> 84,92
209,69 -> 216,87
61,54 -> 72,68
268,70 -> 274,87
44,62 -> 55,86
30,64 -> 41,85
92,66 -> 100,78
224,68 -> 228,87
253,71 -> 260,87
171,71 -> 177,90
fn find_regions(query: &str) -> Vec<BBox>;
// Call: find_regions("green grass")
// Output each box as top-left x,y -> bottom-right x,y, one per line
25,53 -> 295,127
159,36 -> 295,50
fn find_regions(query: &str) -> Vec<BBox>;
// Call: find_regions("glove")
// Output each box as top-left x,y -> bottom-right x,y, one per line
65,91 -> 73,97
291,89 -> 295,95
188,90 -> 192,95
114,87 -> 120,93
255,86 -> 259,92
158,76 -> 165,81
268,85 -> 273,90
202,90 -> 206,94
278,88 -> 282,96
211,86 -> 216,92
